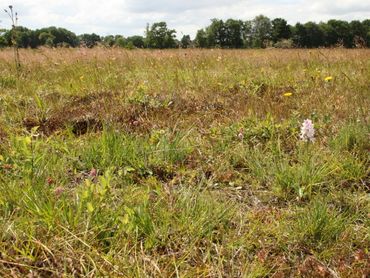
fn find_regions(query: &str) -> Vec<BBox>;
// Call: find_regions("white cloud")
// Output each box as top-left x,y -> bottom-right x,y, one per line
308,0 -> 370,15
0,0 -> 369,38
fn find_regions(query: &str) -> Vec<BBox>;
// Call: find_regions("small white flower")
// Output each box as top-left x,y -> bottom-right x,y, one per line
300,119 -> 315,142
237,128 -> 244,140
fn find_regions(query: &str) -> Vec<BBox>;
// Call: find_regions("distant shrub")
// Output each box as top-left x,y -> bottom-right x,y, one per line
125,41 -> 135,50
274,39 -> 294,48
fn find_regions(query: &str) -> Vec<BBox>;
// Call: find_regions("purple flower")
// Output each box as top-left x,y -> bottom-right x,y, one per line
300,119 -> 315,142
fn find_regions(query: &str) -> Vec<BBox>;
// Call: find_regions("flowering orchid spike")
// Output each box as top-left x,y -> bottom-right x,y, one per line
300,119 -> 315,142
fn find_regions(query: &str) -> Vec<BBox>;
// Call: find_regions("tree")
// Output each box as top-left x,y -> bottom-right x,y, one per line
292,23 -> 308,47
36,27 -> 79,47
102,35 -> 115,47
349,20 -> 368,47
324,20 -> 351,47
271,18 -> 291,43
251,15 -> 272,48
113,35 -> 126,47
145,22 -> 177,49
39,32 -> 55,47
180,35 -> 191,48
304,22 -> 325,47
242,20 -> 253,47
126,36 -> 145,48
195,29 -> 208,48
224,19 -> 244,48
55,28 -> 79,47
2,26 -> 38,48
205,19 -> 227,47
363,19 -> 370,47
0,28 -> 7,47
79,33 -> 101,48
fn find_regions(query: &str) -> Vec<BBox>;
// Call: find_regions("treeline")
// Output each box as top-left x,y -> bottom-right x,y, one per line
195,16 -> 370,48
0,15 -> 369,49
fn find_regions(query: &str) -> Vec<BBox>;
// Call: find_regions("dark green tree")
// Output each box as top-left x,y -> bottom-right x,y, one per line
205,19 -> 227,47
271,18 -> 291,43
38,31 -> 55,46
224,19 -> 244,48
180,35 -> 191,48
324,20 -> 352,47
78,33 -> 101,48
242,20 -> 253,47
251,15 -> 272,48
349,20 -> 368,47
102,35 -> 115,47
2,26 -> 39,48
0,28 -> 7,47
363,19 -> 370,47
113,35 -> 126,47
126,36 -> 145,48
304,22 -> 325,47
195,29 -> 208,48
292,23 -> 308,47
36,27 -> 78,47
145,22 -> 177,49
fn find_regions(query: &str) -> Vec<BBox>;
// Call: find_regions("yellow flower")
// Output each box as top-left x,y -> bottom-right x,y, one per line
324,76 -> 333,82
283,92 -> 293,97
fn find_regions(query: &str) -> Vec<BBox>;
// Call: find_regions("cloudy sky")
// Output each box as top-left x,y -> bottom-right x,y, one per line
0,0 -> 369,38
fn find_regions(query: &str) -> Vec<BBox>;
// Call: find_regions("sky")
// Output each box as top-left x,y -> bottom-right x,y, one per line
0,0 -> 369,38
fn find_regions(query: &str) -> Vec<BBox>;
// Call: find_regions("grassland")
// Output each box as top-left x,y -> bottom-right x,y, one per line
0,48 -> 369,277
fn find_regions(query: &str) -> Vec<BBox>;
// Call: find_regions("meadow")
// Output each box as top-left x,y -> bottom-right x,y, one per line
0,48 -> 369,277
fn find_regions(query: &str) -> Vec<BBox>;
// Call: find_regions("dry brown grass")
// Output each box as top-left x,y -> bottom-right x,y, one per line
1,48 -> 369,136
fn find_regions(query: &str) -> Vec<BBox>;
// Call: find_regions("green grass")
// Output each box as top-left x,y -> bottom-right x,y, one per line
0,48 -> 369,277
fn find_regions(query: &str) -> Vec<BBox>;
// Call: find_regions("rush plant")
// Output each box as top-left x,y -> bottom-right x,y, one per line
4,5 -> 21,73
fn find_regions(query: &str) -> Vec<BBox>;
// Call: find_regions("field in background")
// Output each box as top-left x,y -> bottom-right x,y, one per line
0,48 -> 369,277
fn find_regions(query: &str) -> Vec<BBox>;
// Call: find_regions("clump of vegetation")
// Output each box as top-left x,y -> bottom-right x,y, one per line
0,48 -> 369,276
